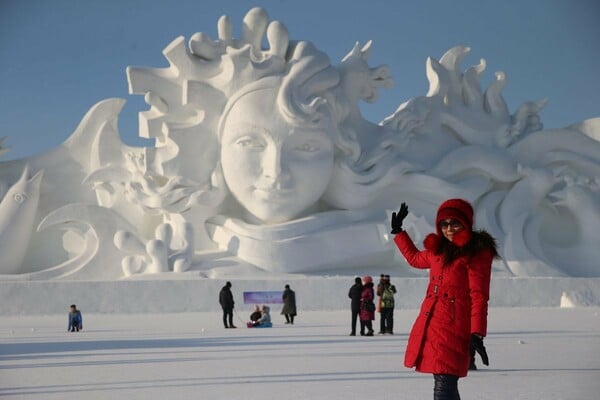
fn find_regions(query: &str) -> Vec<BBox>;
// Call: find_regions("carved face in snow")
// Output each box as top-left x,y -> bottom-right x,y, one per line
220,86 -> 335,224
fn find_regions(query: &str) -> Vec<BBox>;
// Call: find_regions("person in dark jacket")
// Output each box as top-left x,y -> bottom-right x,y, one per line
348,276 -> 362,336
281,284 -> 297,324
359,275 -> 375,336
391,199 -> 497,400
219,281 -> 236,328
249,304 -> 262,323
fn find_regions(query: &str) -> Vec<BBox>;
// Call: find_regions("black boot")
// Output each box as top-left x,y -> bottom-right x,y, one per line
366,321 -> 374,336
469,357 -> 477,370
433,374 -> 460,400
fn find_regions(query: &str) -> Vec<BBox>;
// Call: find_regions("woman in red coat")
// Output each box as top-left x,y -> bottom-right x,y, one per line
391,199 -> 497,400
359,275 -> 375,336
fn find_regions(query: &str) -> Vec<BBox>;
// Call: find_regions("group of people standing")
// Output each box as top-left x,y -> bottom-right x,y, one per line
218,198 -> 495,400
62,198 -> 491,400
349,198 -> 496,399
348,274 -> 397,336
218,282 -> 297,329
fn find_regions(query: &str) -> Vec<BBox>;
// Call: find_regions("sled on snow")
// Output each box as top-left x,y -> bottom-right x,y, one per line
246,322 -> 273,328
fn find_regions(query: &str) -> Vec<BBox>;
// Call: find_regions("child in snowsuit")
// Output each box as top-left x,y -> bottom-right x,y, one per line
68,304 -> 83,332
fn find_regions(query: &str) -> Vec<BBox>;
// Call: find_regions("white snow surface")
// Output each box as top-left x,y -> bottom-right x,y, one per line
1,308 -> 599,400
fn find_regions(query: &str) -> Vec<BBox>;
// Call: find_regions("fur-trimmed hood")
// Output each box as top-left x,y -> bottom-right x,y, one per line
424,230 -> 499,264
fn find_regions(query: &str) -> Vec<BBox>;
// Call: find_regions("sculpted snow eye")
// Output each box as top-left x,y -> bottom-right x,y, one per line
236,136 -> 265,150
13,193 -> 28,203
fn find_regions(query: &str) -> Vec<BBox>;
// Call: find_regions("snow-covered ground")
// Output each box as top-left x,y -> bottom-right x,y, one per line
1,308 -> 598,400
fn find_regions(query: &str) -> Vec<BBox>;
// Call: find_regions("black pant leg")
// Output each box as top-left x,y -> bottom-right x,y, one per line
351,309 -> 358,334
381,308 -> 394,333
433,374 -> 460,400
222,310 -> 229,328
228,311 -> 234,327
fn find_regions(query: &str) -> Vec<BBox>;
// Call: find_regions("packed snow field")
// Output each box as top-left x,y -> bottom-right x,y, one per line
1,308 -> 598,400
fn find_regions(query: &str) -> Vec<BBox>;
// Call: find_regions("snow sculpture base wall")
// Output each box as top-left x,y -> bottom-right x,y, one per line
1,277 -> 599,316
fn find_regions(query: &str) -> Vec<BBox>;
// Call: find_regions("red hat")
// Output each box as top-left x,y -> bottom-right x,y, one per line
433,198 -> 473,247
362,275 -> 373,284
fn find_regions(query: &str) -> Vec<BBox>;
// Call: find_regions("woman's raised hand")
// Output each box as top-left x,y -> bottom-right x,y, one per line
390,203 -> 409,234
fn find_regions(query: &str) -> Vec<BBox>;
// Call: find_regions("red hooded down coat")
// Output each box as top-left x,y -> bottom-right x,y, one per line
359,283 -> 375,322
394,231 -> 494,377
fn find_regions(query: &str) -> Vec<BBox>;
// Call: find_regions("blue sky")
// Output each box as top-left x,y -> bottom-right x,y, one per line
1,0 -> 598,160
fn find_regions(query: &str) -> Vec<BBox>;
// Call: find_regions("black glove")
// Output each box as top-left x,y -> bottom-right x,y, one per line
470,334 -> 489,366
391,203 -> 409,234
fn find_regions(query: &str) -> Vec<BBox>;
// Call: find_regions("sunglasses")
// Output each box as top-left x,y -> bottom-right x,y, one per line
438,220 -> 463,230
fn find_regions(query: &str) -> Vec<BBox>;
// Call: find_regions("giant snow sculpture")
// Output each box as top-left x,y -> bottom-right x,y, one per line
0,7 -> 598,280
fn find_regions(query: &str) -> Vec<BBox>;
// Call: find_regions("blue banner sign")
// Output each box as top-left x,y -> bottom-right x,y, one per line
243,291 -> 284,304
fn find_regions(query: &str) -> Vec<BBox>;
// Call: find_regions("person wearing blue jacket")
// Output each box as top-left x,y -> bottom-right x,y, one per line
68,304 -> 82,332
